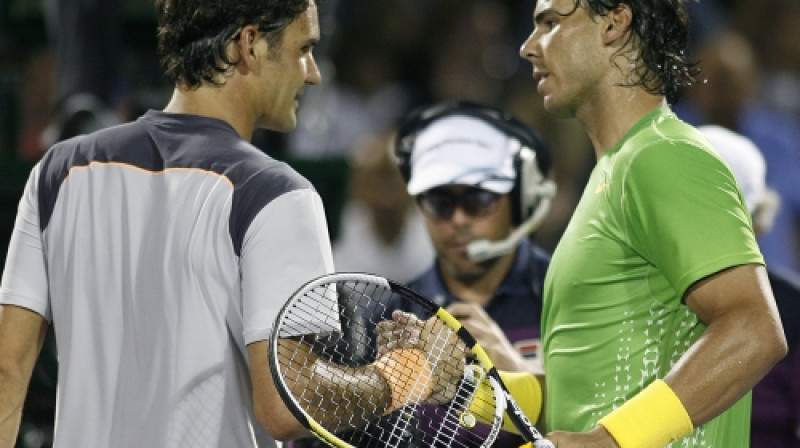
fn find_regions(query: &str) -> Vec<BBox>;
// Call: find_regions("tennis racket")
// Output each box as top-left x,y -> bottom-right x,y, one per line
269,272 -> 554,448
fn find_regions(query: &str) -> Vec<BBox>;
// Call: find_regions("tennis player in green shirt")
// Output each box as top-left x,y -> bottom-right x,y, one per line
517,0 -> 787,447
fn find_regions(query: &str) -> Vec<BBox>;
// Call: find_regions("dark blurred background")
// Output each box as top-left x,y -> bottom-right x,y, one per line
1,0 -> 799,446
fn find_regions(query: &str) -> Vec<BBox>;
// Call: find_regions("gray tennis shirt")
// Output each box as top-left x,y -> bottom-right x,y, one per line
0,110 -> 334,447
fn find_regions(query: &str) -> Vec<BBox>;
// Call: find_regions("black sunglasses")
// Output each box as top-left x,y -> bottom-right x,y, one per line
417,187 -> 501,220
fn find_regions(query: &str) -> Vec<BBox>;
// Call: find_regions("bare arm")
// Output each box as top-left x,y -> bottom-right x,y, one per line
248,339 -> 312,441
667,263 -> 786,424
249,312 -> 467,442
248,338 -> 393,441
547,264 -> 788,447
0,305 -> 48,448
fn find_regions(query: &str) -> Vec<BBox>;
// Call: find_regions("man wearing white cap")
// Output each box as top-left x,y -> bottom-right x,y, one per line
392,100 -> 556,447
700,124 -> 800,448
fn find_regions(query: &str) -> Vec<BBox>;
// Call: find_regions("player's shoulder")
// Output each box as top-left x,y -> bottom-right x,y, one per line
622,111 -> 711,158
229,148 -> 313,195
38,119 -> 148,182
615,112 -> 724,181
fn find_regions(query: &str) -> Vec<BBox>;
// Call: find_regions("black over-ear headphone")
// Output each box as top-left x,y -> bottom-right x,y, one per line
395,100 -> 555,226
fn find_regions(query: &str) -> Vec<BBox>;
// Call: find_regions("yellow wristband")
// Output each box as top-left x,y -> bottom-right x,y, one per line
597,379 -> 694,448
467,370 -> 543,434
373,348 -> 434,414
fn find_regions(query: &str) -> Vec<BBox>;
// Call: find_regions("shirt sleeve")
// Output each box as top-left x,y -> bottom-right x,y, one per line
621,141 -> 764,298
240,188 -> 335,344
0,163 -> 51,320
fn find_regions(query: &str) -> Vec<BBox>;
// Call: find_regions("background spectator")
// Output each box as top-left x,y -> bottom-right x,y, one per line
675,29 -> 800,275
332,130 -> 434,283
699,124 -> 800,448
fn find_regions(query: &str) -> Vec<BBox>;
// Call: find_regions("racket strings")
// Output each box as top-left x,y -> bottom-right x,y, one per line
274,277 -> 501,447
277,283 -> 381,429
414,362 -> 505,448
276,281 -> 397,437
427,368 -> 481,447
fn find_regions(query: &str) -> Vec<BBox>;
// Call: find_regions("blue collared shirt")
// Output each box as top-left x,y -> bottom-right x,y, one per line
407,237 -> 549,355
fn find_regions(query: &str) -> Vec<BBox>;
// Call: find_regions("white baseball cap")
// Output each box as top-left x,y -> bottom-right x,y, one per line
406,115 -> 517,196
698,124 -> 766,214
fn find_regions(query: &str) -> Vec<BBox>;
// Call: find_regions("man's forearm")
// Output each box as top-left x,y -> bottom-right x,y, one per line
672,264 -> 787,426
0,372 -> 27,448
302,359 -> 393,429
0,306 -> 48,448
595,309 -> 784,448
664,306 -> 786,426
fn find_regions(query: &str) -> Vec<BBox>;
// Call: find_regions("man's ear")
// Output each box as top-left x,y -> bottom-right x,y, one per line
602,4 -> 633,45
236,25 -> 260,64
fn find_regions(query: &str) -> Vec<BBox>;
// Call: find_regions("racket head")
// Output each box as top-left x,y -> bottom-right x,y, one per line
268,272 -> 548,447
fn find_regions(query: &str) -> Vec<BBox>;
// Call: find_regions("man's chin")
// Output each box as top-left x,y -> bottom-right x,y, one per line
542,97 -> 576,119
451,260 -> 494,281
257,118 -> 296,134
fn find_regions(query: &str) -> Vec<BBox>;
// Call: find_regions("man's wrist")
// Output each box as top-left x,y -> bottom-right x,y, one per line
597,379 -> 693,448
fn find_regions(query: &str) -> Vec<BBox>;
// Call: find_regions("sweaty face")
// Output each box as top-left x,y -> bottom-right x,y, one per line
419,186 -> 514,282
519,0 -> 607,117
255,2 -> 322,132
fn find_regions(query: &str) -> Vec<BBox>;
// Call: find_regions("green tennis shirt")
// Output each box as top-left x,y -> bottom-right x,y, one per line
542,108 -> 763,446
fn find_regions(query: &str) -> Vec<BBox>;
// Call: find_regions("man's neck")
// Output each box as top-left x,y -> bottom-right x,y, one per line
163,83 -> 255,140
577,87 -> 667,160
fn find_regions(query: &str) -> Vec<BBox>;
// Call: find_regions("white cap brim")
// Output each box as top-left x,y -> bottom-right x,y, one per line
406,115 -> 516,195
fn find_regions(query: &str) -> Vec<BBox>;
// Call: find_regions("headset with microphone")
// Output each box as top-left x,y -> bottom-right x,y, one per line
395,100 -> 557,262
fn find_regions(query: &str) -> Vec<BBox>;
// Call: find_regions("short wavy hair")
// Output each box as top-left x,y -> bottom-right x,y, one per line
563,0 -> 699,103
155,0 -> 310,89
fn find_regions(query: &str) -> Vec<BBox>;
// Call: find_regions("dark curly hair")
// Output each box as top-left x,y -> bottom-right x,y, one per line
560,0 -> 699,103
155,0 -> 310,89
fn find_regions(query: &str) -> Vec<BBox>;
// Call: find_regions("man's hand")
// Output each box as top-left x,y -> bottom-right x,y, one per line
375,310 -> 467,404
447,302 -> 542,374
545,426 -> 620,447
